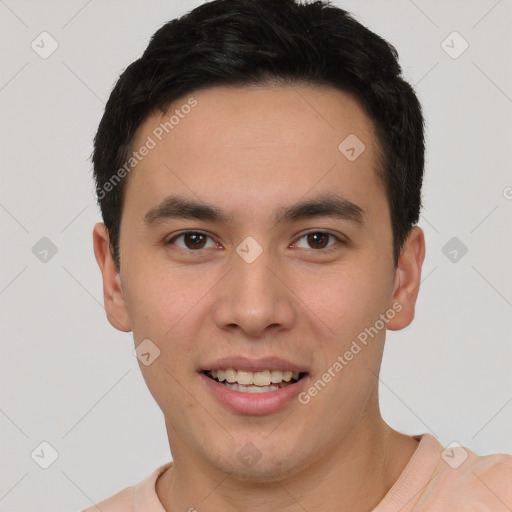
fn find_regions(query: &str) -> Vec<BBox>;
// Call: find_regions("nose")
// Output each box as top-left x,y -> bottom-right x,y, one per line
212,245 -> 297,338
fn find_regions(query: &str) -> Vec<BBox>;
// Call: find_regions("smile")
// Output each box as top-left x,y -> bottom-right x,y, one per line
204,369 -> 305,394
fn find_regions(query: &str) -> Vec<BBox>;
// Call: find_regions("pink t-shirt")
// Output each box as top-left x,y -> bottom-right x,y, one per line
81,434 -> 512,511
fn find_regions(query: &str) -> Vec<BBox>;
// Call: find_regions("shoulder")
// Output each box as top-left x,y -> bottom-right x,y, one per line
79,462 -> 172,512
81,485 -> 135,512
430,445 -> 512,509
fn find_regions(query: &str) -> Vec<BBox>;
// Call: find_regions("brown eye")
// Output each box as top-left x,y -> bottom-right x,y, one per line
169,231 -> 217,250
307,232 -> 330,249
183,233 -> 207,249
293,231 -> 342,251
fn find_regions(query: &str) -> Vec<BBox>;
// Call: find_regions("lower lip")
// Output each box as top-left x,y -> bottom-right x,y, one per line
200,373 -> 308,415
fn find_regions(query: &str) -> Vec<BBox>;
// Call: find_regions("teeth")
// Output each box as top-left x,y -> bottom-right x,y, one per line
271,370 -> 283,384
209,369 -> 302,386
237,370 -> 253,385
223,382 -> 280,393
254,370 -> 271,386
225,369 -> 237,383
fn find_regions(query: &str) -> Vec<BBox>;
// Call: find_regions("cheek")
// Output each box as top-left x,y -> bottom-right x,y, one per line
122,256 -> 210,342
125,274 -> 210,411
301,260 -> 391,338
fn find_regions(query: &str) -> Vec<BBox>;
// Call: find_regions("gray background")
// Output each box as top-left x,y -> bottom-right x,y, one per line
1,0 -> 511,510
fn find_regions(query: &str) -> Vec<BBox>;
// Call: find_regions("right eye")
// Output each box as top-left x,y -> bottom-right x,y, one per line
167,231 -> 220,251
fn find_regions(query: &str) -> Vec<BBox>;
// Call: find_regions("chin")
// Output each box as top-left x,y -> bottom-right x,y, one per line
207,440 -> 308,483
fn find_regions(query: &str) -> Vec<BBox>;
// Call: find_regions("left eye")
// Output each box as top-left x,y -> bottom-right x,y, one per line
169,232 -> 218,250
294,232 -> 340,250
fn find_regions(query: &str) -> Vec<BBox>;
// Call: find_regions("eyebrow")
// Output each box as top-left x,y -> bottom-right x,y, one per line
144,196 -> 230,225
274,194 -> 365,226
143,194 -> 365,227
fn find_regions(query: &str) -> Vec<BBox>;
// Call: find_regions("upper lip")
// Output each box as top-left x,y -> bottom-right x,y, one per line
200,356 -> 308,373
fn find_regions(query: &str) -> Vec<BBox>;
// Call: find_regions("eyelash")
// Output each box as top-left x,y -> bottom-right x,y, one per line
166,230 -> 345,252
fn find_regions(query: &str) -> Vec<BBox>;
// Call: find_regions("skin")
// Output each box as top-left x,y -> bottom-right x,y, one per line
93,84 -> 425,511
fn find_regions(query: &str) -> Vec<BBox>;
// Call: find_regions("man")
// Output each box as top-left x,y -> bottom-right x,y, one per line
88,0 -> 512,510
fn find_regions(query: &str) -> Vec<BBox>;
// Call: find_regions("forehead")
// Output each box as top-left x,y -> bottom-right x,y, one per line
146,83 -> 377,155
124,84 -> 385,225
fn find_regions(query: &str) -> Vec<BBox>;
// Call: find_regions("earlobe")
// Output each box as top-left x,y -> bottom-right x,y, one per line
92,222 -> 132,332
387,226 -> 426,331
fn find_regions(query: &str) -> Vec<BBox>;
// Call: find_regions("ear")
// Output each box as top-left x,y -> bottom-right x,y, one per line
92,222 -> 132,332
387,226 -> 426,331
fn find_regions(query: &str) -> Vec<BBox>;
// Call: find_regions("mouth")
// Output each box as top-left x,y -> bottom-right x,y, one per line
203,369 -> 307,394
199,357 -> 310,414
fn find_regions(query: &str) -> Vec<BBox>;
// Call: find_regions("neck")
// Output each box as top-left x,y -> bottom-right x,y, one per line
156,414 -> 419,512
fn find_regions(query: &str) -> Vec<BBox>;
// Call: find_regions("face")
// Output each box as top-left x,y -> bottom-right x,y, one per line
94,84 -> 424,481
